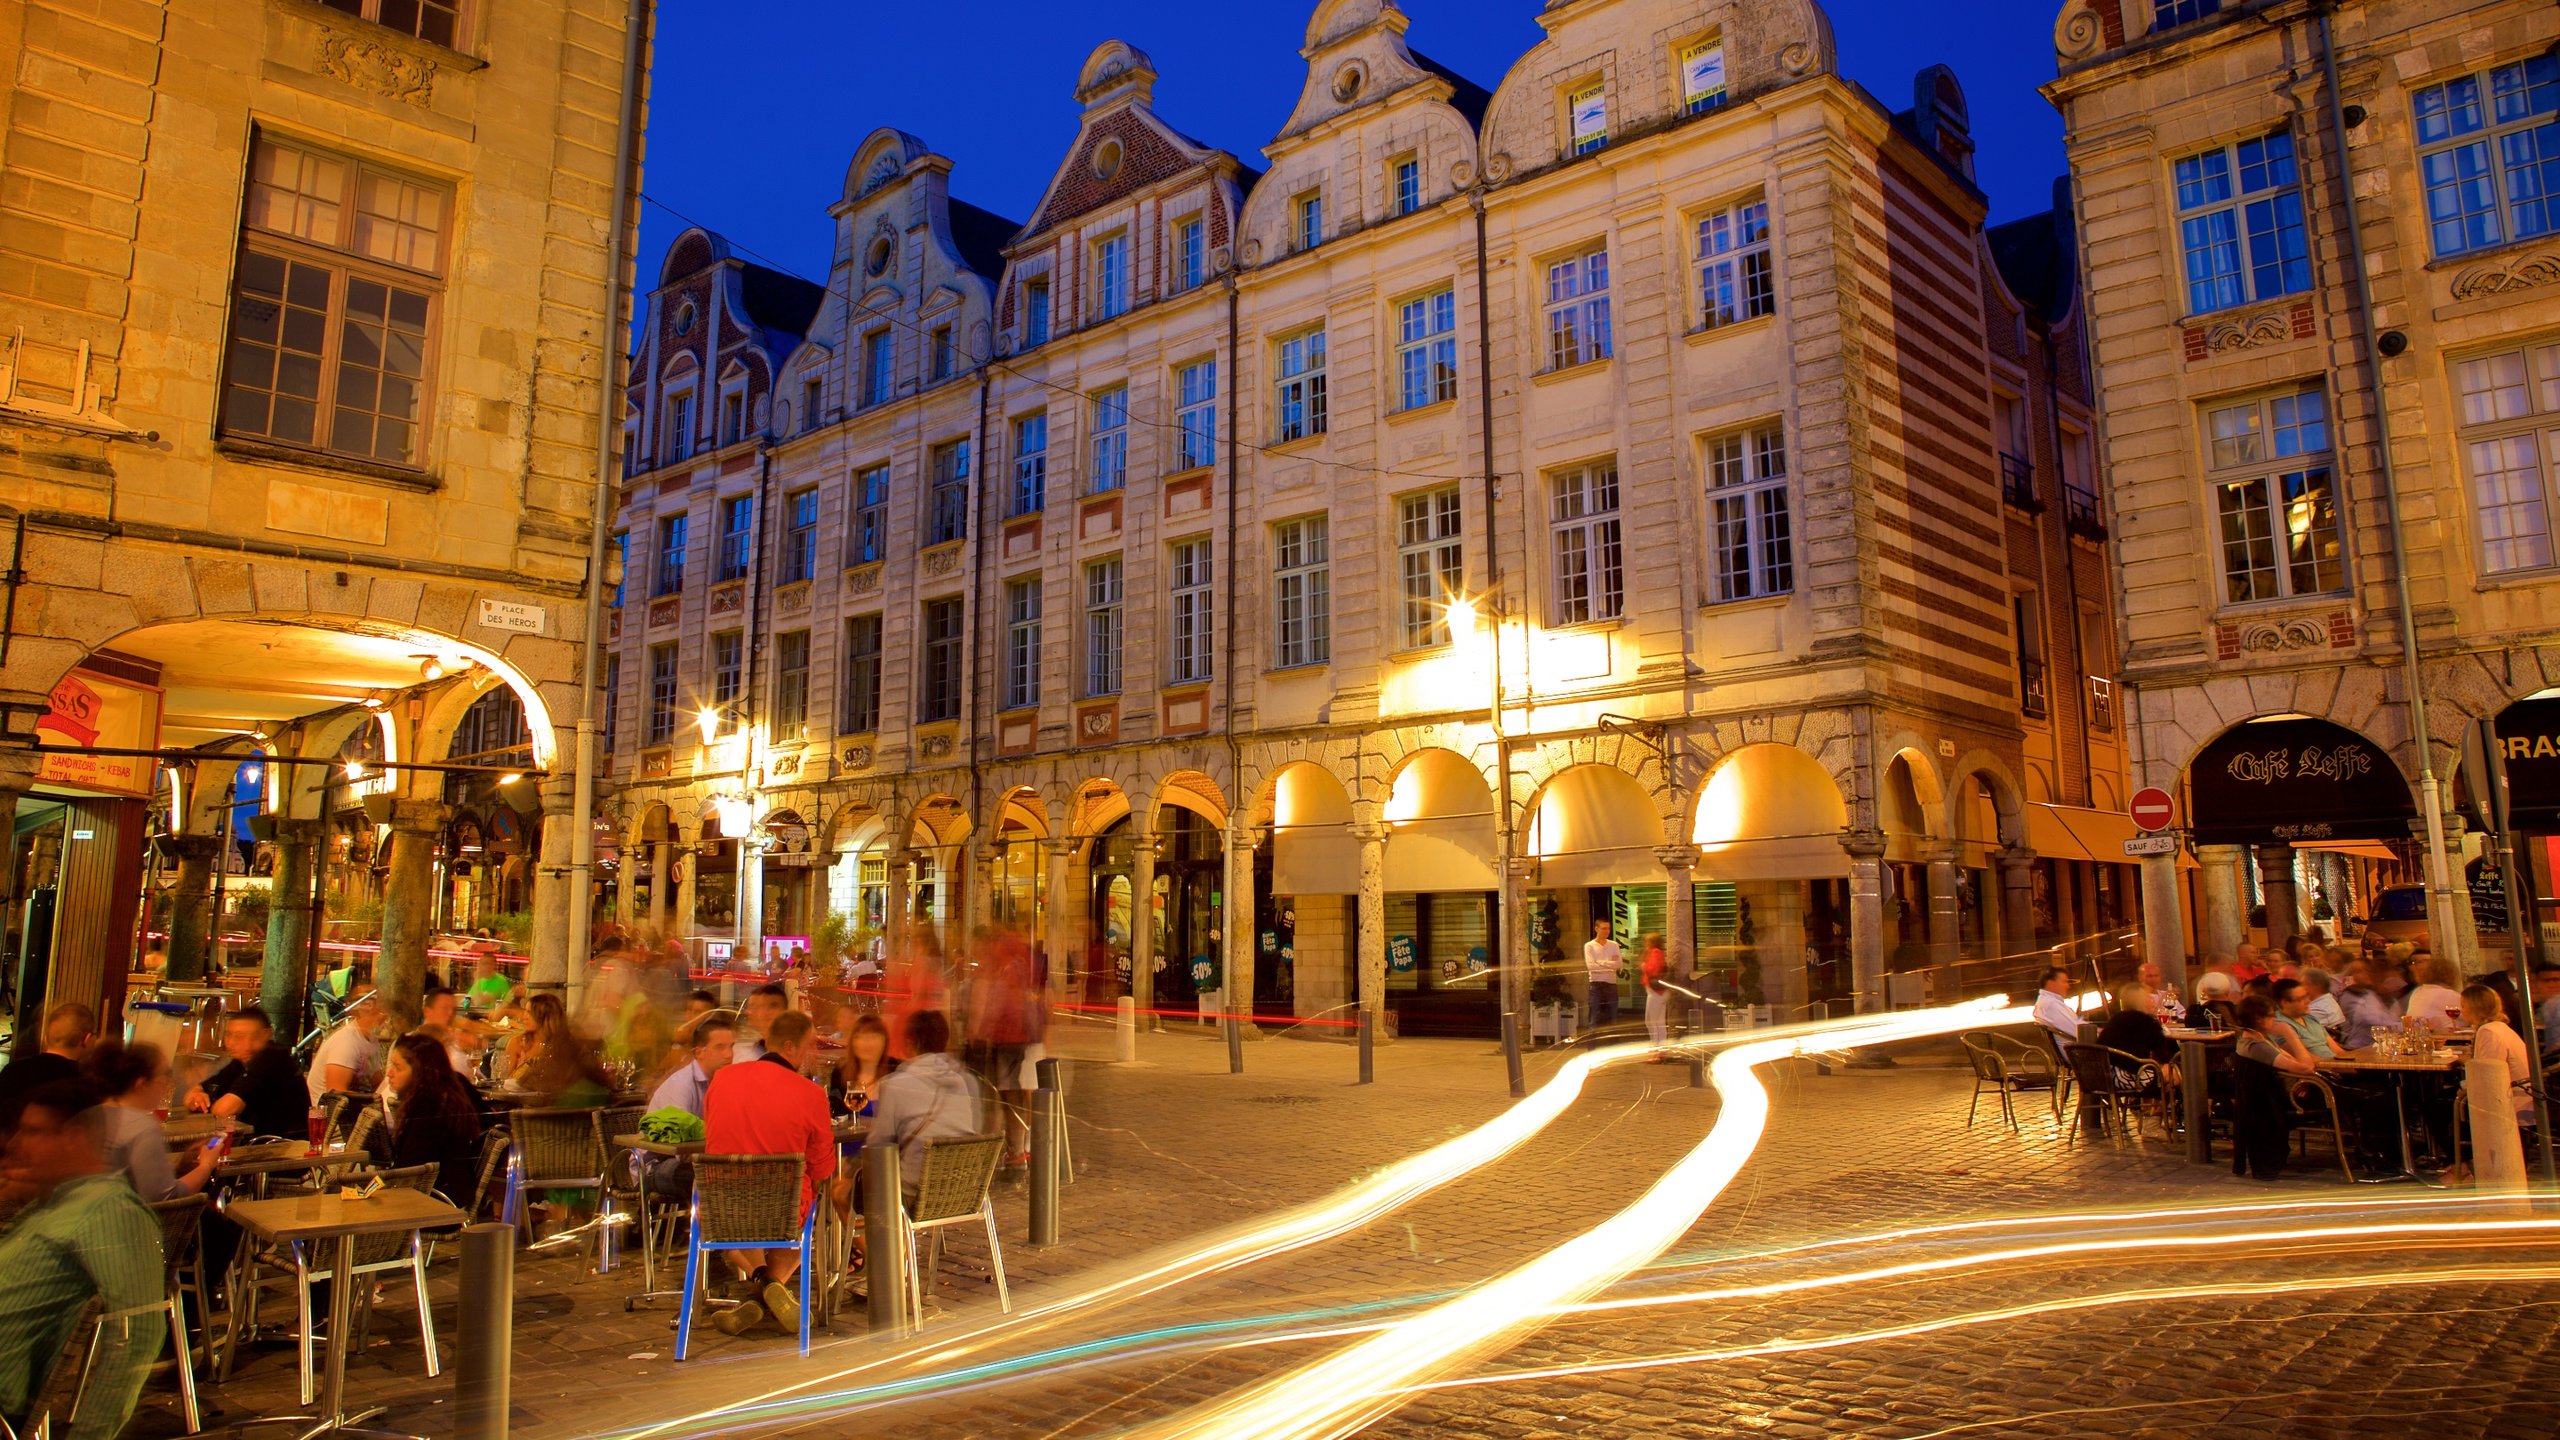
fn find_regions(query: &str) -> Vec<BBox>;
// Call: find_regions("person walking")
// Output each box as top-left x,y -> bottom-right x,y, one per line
1640,933 -> 1670,1060
1583,920 -> 1623,1031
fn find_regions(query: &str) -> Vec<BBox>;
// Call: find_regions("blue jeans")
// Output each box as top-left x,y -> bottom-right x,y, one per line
1586,981 -> 1619,1028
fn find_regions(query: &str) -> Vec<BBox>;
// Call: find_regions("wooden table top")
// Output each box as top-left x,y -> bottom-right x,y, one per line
2316,1054 -> 2464,1074
2165,1028 -> 2238,1042
216,1140 -> 341,1177
162,1115 -> 247,1147
227,1187 -> 467,1243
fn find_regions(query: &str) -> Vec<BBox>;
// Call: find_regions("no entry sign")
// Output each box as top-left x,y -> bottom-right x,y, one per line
2130,786 -> 2175,833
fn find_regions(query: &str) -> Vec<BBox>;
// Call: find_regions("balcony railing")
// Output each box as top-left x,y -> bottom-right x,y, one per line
2088,675 -> 2116,732
2000,452 -> 2041,511
2019,657 -> 2049,720
2063,480 -> 2106,537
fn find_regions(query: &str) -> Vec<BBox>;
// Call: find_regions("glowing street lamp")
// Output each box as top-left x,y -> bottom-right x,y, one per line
697,707 -> 722,744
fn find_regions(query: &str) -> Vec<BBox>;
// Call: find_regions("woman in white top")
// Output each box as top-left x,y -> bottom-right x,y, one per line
2401,955 -> 2468,1035
2463,984 -> 2538,1131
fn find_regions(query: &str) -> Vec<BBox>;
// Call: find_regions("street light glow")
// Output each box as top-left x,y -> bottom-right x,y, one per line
1443,593 -> 1478,634
697,707 -> 721,743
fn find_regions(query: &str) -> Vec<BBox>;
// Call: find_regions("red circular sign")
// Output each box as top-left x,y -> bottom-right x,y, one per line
2130,787 -> 2175,832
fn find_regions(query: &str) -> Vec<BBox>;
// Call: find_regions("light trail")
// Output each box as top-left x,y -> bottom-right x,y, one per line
1128,1000 -> 2018,1440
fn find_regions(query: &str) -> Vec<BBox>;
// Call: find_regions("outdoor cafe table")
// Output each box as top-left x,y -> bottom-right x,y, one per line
162,1114 -> 247,1149
2165,1027 -> 2236,1163
2315,1052 -> 2464,1179
224,1188 -> 467,1438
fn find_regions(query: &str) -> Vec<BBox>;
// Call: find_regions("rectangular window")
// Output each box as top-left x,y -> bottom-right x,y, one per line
710,630 -> 743,710
1297,191 -> 1324,251
861,328 -> 893,407
920,598 -> 965,722
1011,412 -> 1048,516
1085,557 -> 1124,697
1177,359 -> 1218,470
801,376 -> 823,431
1393,156 -> 1421,216
2153,0 -> 2221,29
1695,197 -> 1774,330
774,630 -> 810,732
319,0 -> 462,47
849,464 -> 889,566
646,642 -> 678,745
1003,578 -> 1042,710
654,512 -> 688,597
1174,216 -> 1206,293
719,389 -> 745,446
609,531 -> 627,608
1169,537 -> 1214,684
1707,424 -> 1793,601
1545,248 -> 1613,370
2454,344 -> 2560,574
603,653 -> 620,752
1090,386 -> 1128,493
929,439 -> 970,545
225,135 -> 448,466
841,615 -> 883,733
663,392 -> 693,462
714,494 -> 751,583
1275,328 -> 1328,442
1024,279 -> 1051,347
2207,384 -> 2344,603
2416,55 -> 2560,259
930,326 -> 954,382
1396,288 -> 1459,411
2014,590 -> 2048,720
1093,233 -> 1129,320
1549,462 -> 1623,624
2173,130 -> 2309,314
1273,516 -> 1331,668
781,488 -> 818,584
1398,488 -> 1464,649
1568,82 -> 1608,155
1680,38 -> 1727,115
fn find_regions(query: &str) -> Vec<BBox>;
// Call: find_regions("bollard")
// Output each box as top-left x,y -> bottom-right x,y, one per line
1027,1087 -> 1063,1248
1688,1046 -> 1707,1089
456,1224 -> 513,1440
1035,1056 -> 1074,1183
1500,1009 -> 1526,1098
1357,1009 -> 1374,1085
1115,995 -> 1138,1064
1224,1012 -> 1243,1074
865,1143 -> 907,1335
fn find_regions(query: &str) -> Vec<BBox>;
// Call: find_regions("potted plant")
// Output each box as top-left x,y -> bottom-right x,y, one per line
1529,969 -> 1575,1043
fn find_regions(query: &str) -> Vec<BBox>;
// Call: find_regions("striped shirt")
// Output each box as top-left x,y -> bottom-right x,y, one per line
0,1173 -> 163,1439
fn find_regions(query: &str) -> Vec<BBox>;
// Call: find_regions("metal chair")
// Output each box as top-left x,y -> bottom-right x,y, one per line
504,1107 -> 608,1258
591,1104 -> 646,1273
261,1164 -> 447,1407
3,1298 -> 102,1440
2288,1072 -> 2363,1183
1982,1032 -> 2066,1120
147,1196 -> 209,1433
673,1155 -> 813,1360
901,1133 -> 1010,1324
1958,1033 -> 2053,1131
2062,1043 -> 2159,1145
469,1124 -> 514,1222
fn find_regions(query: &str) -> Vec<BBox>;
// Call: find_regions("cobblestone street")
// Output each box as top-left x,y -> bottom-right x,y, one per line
144,1018 -> 2560,1439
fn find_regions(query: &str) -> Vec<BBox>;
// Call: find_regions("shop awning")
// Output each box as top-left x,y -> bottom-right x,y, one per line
1384,816 -> 1499,893
2189,717 -> 2414,845
2025,802 -> 2196,868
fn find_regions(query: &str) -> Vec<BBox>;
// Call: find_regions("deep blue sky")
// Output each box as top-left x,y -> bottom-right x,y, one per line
636,0 -> 2066,293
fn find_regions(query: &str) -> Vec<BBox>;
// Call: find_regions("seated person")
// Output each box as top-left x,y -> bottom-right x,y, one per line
2272,978 -> 2342,1060
2301,967 -> 2348,1033
2334,958 -> 2401,1051
2402,955 -> 2467,1034
415,983 -> 485,1080
375,1034 -> 484,1201
2533,960 -> 2560,1063
2232,995 -> 2315,1180
866,1009 -> 983,1205
703,1011 -> 836,1338
0,1002 -> 97,1133
2096,983 -> 2180,1091
309,990 -> 385,1101
642,1017 -> 735,1202
731,984 -> 790,1064
84,1041 -> 219,1202
2030,967 -> 2082,1057
2134,961 -> 2187,1024
0,1080 -> 164,1439
2189,970 -> 2241,1031
184,1007 -> 309,1140
2463,982 -> 2538,1141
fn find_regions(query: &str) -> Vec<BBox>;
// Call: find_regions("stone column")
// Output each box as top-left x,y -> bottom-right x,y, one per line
1925,840 -> 1962,969
529,776 -> 575,1001
1129,833 -> 1158,1026
736,832 -> 765,965
1997,846 -> 2038,962
1354,821 -> 1386,1022
2196,843 -> 2245,963
260,819 -> 324,1036
647,839 -> 672,936
1044,838 -> 1076,994
1844,827 -> 1887,1014
1656,845 -> 1698,984
2140,852 -> 2187,991
1503,855 -> 1534,1013
1225,822 -> 1259,1035
675,832 -> 700,940
375,799 -> 448,1024
960,839 -> 993,945
161,834 -> 222,983
2255,843 -> 2299,955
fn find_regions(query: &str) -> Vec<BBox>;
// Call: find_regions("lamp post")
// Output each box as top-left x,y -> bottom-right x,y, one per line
1449,593 -> 1526,1098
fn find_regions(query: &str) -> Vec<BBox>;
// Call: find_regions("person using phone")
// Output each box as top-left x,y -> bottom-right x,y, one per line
83,1040 -> 219,1200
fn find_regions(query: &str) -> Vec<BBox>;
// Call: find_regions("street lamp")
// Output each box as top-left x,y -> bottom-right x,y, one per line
697,707 -> 722,745
1447,588 -> 1526,1098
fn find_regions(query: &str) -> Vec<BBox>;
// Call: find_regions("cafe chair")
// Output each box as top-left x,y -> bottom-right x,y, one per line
901,1133 -> 1010,1324
263,1164 -> 446,1407
504,1108 -> 609,1260
674,1154 -> 813,1360
592,1105 -> 648,1273
2062,1044 -> 2156,1145
147,1195 -> 210,1433
469,1125 -> 514,1223
2286,1073 -> 2362,1183
1959,1033 -> 2055,1132
3,1298 -> 102,1440
1983,1032 -> 2067,1121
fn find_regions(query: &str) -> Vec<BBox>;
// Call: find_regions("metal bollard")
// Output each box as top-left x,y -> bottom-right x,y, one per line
1357,1009 -> 1374,1085
1115,995 -> 1138,1063
1688,1046 -> 1708,1089
1034,1056 -> 1074,1184
1224,1011 -> 1243,1074
456,1224 -> 513,1440
865,1143 -> 907,1335
1501,1009 -> 1526,1098
1027,1087 -> 1063,1248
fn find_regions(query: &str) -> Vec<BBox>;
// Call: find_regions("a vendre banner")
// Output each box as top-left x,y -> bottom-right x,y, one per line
35,667 -> 163,798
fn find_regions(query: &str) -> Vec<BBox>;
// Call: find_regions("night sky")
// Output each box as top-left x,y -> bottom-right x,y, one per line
635,0 -> 2069,297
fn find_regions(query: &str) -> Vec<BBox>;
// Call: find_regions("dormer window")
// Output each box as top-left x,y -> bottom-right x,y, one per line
1024,279 -> 1052,346
319,0 -> 461,50
718,387 -> 746,446
1296,191 -> 1324,252
662,387 -> 695,463
1093,233 -> 1129,320
1680,38 -> 1727,115
1392,156 -> 1421,217
1173,215 -> 1206,292
802,376 -> 823,431
1568,82 -> 1608,155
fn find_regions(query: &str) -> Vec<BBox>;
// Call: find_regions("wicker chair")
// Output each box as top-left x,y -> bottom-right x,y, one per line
901,1133 -> 1010,1324
2062,1044 -> 2161,1145
504,1107 -> 609,1257
592,1104 -> 647,1275
1982,1033 -> 2066,1120
674,1155 -> 813,1360
2286,1072 -> 2362,1182
259,1163 -> 449,1407
147,1195 -> 209,1433
469,1125 -> 514,1223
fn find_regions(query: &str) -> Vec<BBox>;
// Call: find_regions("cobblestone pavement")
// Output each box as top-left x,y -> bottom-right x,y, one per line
142,1016 -> 2560,1439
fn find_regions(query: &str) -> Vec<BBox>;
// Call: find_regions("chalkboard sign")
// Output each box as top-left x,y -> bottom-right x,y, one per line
2470,864 -> 2513,934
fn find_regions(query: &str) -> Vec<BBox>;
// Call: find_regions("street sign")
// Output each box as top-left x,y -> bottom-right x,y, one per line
2130,786 -> 2175,832
2123,834 -> 2179,858
476,597 -> 549,635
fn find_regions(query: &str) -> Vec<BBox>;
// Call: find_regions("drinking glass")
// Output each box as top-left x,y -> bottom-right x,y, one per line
306,1106 -> 329,1150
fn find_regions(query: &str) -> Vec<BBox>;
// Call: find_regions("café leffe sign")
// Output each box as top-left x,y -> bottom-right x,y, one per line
2188,718 -> 2413,846
35,668 -> 164,799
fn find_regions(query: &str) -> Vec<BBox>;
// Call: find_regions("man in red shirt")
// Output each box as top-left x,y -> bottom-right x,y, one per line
702,1009 -> 837,1336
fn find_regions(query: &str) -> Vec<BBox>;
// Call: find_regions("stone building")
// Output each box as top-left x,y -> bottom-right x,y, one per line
2050,0 -> 2560,978
608,0 -> 2123,1035
0,0 -> 645,1028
